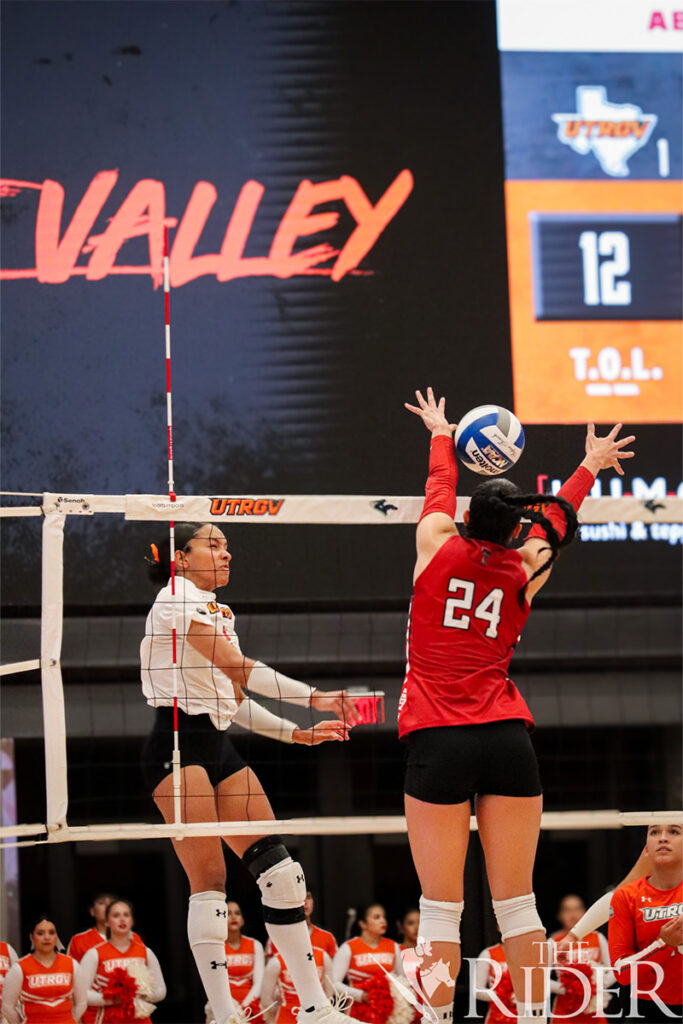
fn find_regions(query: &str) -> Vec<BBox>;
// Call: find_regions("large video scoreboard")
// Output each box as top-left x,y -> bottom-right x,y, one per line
497,0 -> 682,424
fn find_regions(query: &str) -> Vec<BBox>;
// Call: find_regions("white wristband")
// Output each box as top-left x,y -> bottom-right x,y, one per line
248,661 -> 313,705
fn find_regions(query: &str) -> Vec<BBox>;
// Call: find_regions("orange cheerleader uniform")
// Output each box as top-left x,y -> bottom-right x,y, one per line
344,937 -> 398,1021
67,928 -> 107,964
17,952 -> 77,1023
275,948 -> 325,1024
0,942 -> 17,1006
225,936 -> 261,1005
550,929 -> 609,1024
480,944 -> 515,1024
89,937 -> 151,1024
266,925 -> 337,961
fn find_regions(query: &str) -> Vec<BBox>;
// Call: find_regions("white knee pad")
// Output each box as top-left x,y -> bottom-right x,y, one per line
258,858 -> 307,916
187,890 -> 228,947
492,893 -> 545,941
417,895 -> 464,944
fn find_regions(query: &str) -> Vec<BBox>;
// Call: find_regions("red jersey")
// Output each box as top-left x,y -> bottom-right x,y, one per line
17,952 -> 76,1023
67,927 -> 107,963
0,942 -> 16,1001
398,536 -> 533,739
609,876 -> 683,1007
275,948 -> 325,1024
550,930 -> 607,1024
225,935 -> 259,1004
89,937 -> 151,1024
266,925 -> 337,960
344,937 -> 398,1022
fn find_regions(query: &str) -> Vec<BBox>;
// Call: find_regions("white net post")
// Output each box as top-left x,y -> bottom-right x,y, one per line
40,512 -> 69,833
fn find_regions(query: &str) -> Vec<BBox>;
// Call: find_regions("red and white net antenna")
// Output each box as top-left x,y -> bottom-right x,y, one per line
163,227 -> 182,825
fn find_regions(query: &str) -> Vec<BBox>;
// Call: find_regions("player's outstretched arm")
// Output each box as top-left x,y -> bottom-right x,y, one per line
405,386 -> 458,578
187,624 -> 361,725
520,421 -> 636,600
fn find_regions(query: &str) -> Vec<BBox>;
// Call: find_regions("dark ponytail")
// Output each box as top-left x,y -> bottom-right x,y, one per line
145,523 -> 203,584
464,479 -> 578,605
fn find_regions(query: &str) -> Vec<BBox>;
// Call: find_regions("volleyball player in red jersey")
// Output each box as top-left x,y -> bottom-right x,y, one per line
400,388 -> 635,1024
266,891 -> 338,961
609,823 -> 682,1022
80,899 -> 166,1024
2,916 -> 86,1024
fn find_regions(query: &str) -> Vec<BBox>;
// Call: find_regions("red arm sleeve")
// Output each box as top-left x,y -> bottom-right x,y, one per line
419,434 -> 457,523
528,465 -> 595,542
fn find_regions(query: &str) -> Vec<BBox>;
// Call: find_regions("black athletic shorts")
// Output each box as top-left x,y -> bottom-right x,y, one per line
404,720 -> 542,805
141,707 -> 247,792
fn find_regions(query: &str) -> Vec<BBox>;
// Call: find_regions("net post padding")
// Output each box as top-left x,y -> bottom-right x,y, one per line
41,512 -> 69,833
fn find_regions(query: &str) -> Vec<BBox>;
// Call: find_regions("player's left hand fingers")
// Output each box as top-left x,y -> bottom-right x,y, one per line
607,422 -> 623,440
615,435 -> 636,448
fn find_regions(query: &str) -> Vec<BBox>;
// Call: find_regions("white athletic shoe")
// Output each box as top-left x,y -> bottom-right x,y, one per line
299,1000 -> 352,1024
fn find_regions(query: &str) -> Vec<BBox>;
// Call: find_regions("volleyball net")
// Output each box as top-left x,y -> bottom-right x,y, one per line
1,490 -> 681,849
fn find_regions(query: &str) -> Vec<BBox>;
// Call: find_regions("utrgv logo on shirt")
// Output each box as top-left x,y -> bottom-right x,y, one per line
551,86 -> 657,177
641,902 -> 683,922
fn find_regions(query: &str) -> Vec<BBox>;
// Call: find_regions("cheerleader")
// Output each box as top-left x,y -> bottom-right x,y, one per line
266,891 -> 338,961
141,524 -> 360,1024
0,940 -> 19,1011
80,899 -> 166,1024
332,904 -> 403,1018
397,910 -> 419,951
2,916 -> 86,1024
609,822 -> 682,1022
206,902 -> 265,1023
261,947 -> 335,1024
549,895 -> 614,1024
473,941 -> 516,1024
68,894 -> 119,963
401,389 -> 634,1024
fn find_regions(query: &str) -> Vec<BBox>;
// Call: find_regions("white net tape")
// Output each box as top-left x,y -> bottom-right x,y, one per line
1,492 -> 681,848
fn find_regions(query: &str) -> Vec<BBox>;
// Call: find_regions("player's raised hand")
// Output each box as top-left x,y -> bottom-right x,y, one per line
404,387 -> 457,438
292,720 -> 351,745
582,422 -> 636,476
310,688 -> 363,726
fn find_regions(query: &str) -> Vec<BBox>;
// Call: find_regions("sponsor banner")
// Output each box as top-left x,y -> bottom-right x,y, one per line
497,0 -> 683,53
500,53 -> 681,180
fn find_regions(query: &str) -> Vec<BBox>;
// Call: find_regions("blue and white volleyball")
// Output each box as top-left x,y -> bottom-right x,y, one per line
454,405 -> 525,475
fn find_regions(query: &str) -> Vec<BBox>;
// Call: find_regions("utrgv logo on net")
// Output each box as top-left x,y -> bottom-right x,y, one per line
209,498 -> 284,517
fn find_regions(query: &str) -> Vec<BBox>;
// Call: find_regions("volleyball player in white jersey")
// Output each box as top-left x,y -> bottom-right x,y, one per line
140,523 -> 361,1024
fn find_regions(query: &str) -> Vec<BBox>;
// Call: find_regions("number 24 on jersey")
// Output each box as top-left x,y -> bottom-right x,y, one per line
442,578 -> 504,638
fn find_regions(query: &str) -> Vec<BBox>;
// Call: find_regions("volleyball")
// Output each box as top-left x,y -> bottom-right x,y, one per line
454,404 -> 525,475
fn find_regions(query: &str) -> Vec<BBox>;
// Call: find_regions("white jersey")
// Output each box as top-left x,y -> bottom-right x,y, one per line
140,575 -> 242,730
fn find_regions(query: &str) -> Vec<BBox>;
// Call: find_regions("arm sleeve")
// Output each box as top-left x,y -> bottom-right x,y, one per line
322,952 -> 335,998
331,943 -> 364,1000
419,434 -> 457,522
232,698 -> 297,744
242,941 -> 265,1005
72,961 -> 88,1022
246,662 -> 314,707
474,951 -> 494,1001
528,465 -> 595,542
260,956 -> 281,1012
571,891 -> 615,940
8,946 -> 18,966
597,932 -> 616,989
80,949 -> 106,1007
393,943 -> 404,976
1,964 -> 23,1024
145,948 -> 166,1003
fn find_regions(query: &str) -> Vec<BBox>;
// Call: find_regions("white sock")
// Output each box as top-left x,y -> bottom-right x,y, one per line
517,1003 -> 547,1023
187,890 -> 237,1024
264,921 -> 328,1012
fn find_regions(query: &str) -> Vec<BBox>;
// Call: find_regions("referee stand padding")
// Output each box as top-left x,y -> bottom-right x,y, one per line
0,491 -> 681,847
